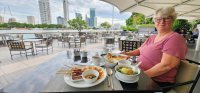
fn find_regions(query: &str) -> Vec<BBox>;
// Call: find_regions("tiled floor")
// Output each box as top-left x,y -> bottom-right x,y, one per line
0,39 -> 200,93
0,39 -> 105,89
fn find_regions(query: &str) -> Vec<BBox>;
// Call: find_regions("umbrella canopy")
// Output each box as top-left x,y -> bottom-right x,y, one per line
101,0 -> 200,21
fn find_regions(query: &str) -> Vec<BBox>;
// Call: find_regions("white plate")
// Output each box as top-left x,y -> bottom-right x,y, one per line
115,73 -> 139,83
64,66 -> 107,88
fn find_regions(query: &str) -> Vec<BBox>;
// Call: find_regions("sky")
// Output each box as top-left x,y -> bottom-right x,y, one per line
0,0 -> 131,26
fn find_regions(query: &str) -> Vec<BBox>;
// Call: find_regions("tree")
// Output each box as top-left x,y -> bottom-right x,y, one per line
173,19 -> 191,31
100,22 -> 111,31
132,13 -> 145,25
68,17 -> 87,33
191,19 -> 200,30
145,18 -> 154,24
126,13 -> 145,26
126,16 -> 133,26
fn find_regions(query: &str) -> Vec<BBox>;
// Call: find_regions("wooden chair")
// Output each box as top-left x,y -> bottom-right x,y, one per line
7,41 -> 33,60
162,59 -> 200,93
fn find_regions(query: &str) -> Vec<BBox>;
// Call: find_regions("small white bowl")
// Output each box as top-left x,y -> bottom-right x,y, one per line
105,58 -> 118,68
115,64 -> 140,81
82,70 -> 99,84
118,60 -> 132,65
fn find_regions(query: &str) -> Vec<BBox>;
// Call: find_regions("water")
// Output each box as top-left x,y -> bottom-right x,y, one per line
23,34 -> 36,39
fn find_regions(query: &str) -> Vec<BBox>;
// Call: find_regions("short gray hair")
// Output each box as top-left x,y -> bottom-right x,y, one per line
154,6 -> 177,21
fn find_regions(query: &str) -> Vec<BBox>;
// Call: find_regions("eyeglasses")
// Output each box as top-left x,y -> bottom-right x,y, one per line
154,17 -> 172,22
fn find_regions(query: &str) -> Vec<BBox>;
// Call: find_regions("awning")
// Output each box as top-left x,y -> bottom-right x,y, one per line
101,0 -> 200,21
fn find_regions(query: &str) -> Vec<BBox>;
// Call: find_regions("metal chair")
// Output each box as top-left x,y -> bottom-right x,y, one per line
162,59 -> 200,93
35,38 -> 53,54
79,36 -> 86,47
57,36 -> 64,47
119,40 -> 140,52
62,36 -> 70,48
7,41 -> 33,60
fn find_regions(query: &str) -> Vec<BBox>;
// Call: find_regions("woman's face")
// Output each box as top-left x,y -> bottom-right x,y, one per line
154,14 -> 173,32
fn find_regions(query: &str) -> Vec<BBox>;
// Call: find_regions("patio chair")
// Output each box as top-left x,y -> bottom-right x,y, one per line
161,59 -> 200,93
63,36 -> 70,48
105,37 -> 115,49
88,35 -> 98,43
57,36 -> 63,47
7,41 -> 33,60
120,40 -> 140,52
79,36 -> 86,47
35,38 -> 53,54
68,36 -> 86,48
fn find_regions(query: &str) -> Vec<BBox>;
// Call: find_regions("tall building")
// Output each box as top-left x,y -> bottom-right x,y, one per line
85,14 -> 90,26
8,18 -> 16,23
27,16 -> 35,24
94,17 -> 97,27
63,0 -> 69,27
38,0 -> 51,24
0,16 -> 4,23
75,13 -> 82,19
89,8 -> 96,27
57,16 -> 65,25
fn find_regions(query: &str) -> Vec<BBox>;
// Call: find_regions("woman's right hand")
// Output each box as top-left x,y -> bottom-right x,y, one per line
120,51 -> 127,55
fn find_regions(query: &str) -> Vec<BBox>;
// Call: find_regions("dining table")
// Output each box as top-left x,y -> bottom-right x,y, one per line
1,49 -> 163,93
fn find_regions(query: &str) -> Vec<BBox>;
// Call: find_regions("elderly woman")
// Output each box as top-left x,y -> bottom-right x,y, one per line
121,7 -> 187,91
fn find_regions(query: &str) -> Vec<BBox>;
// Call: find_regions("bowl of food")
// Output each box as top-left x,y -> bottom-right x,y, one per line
118,60 -> 132,65
115,64 -> 140,81
105,57 -> 118,68
82,69 -> 99,84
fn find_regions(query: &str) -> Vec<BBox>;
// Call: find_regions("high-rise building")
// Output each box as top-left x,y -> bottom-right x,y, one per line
89,8 -> 96,27
85,14 -> 90,26
94,17 -> 97,27
27,16 -> 35,24
0,16 -> 4,23
38,0 -> 51,24
75,13 -> 82,19
8,18 -> 16,23
57,16 -> 65,25
63,0 -> 69,27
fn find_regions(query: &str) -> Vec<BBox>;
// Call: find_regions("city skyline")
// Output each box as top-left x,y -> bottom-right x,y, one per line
0,0 -> 131,26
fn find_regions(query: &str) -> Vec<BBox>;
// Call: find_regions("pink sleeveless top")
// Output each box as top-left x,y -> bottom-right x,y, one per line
137,32 -> 187,82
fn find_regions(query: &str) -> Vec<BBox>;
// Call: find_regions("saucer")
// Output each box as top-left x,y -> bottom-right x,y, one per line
91,61 -> 105,67
115,73 -> 139,83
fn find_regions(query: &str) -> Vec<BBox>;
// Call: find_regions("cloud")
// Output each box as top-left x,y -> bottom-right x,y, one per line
0,0 -> 131,25
97,16 -> 126,27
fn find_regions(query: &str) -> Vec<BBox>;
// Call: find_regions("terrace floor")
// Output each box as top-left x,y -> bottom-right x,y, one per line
0,39 -> 199,93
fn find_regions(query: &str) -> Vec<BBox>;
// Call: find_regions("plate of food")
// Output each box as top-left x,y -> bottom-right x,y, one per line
64,66 -> 107,88
106,53 -> 129,61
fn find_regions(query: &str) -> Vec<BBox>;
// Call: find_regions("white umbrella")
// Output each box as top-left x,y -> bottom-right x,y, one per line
101,0 -> 200,21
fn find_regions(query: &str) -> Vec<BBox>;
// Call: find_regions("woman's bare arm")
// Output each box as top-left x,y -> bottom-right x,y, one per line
121,48 -> 140,56
144,53 -> 180,77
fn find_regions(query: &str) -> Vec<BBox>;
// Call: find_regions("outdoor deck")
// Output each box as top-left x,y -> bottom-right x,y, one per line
0,39 -> 199,93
